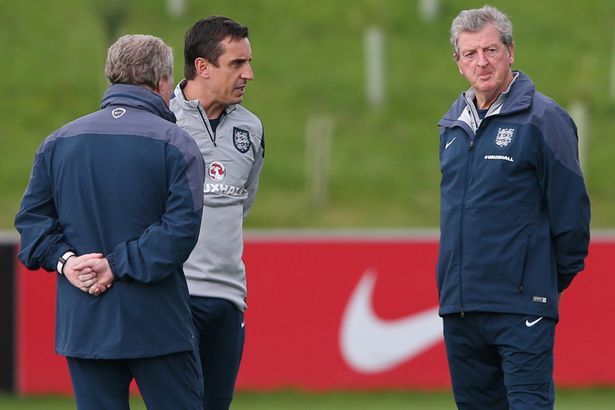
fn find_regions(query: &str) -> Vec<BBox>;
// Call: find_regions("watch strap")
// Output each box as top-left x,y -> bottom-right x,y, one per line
57,251 -> 76,275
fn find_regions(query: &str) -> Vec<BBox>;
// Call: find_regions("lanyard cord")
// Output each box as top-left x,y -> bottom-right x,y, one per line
196,105 -> 217,147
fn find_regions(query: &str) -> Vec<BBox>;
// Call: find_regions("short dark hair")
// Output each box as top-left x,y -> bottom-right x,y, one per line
184,16 -> 249,80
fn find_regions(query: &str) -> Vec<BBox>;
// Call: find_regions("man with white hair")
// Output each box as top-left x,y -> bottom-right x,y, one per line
15,34 -> 205,410
437,5 -> 590,409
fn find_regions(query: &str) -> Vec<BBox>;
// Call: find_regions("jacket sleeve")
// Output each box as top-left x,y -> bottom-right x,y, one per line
243,127 -> 265,217
14,145 -> 73,272
107,140 -> 205,284
538,107 -> 591,292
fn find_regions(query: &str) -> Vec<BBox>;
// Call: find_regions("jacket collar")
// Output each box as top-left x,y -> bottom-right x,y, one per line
101,83 -> 177,123
172,79 -> 237,116
439,71 -> 535,130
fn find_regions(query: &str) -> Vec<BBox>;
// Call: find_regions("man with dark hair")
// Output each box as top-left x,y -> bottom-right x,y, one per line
437,5 -> 590,409
170,16 -> 265,410
15,34 -> 205,410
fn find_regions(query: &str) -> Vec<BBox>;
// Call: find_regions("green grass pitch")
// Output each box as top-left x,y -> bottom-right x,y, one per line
2,388 -> 615,409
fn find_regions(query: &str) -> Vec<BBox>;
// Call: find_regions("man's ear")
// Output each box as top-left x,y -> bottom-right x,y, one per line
194,57 -> 210,78
453,54 -> 463,75
453,52 -> 459,62
507,42 -> 515,67
155,78 -> 165,93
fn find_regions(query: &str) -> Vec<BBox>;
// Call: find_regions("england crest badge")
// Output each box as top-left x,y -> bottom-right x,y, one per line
495,128 -> 514,147
233,127 -> 251,153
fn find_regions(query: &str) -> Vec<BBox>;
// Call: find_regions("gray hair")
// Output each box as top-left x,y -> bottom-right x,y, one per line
105,34 -> 173,89
450,5 -> 513,57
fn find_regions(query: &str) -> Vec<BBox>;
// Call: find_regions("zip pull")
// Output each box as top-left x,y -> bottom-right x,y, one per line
468,139 -> 475,151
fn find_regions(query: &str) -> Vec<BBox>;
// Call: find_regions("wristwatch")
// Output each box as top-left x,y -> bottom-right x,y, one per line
57,251 -> 76,275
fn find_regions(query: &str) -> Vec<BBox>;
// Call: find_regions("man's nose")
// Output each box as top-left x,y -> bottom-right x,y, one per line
476,51 -> 488,67
242,63 -> 254,80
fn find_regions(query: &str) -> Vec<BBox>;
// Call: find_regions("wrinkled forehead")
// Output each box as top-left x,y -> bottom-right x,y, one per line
457,25 -> 504,50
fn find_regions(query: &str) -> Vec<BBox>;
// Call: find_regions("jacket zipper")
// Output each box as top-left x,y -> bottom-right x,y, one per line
196,105 -> 217,147
458,136 -> 476,318
458,107 -> 490,318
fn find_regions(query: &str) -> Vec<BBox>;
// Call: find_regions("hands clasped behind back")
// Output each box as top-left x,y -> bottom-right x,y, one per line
63,253 -> 115,296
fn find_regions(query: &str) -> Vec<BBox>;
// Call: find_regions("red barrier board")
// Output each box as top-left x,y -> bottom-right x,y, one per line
16,255 -> 70,393
14,234 -> 615,393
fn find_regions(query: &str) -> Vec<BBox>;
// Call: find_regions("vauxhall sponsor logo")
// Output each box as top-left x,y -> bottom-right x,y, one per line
204,183 -> 247,197
208,161 -> 226,181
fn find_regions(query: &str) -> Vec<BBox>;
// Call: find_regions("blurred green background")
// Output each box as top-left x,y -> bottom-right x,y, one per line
2,0 -> 614,231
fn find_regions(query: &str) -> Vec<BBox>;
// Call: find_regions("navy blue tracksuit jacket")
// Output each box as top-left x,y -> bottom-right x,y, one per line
15,84 -> 205,358
437,71 -> 590,320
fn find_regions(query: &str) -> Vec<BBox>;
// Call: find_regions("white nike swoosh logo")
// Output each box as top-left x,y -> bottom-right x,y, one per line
525,317 -> 543,327
445,137 -> 457,149
339,270 -> 443,374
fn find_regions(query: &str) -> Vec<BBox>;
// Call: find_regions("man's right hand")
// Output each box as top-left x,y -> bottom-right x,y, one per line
73,256 -> 115,296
